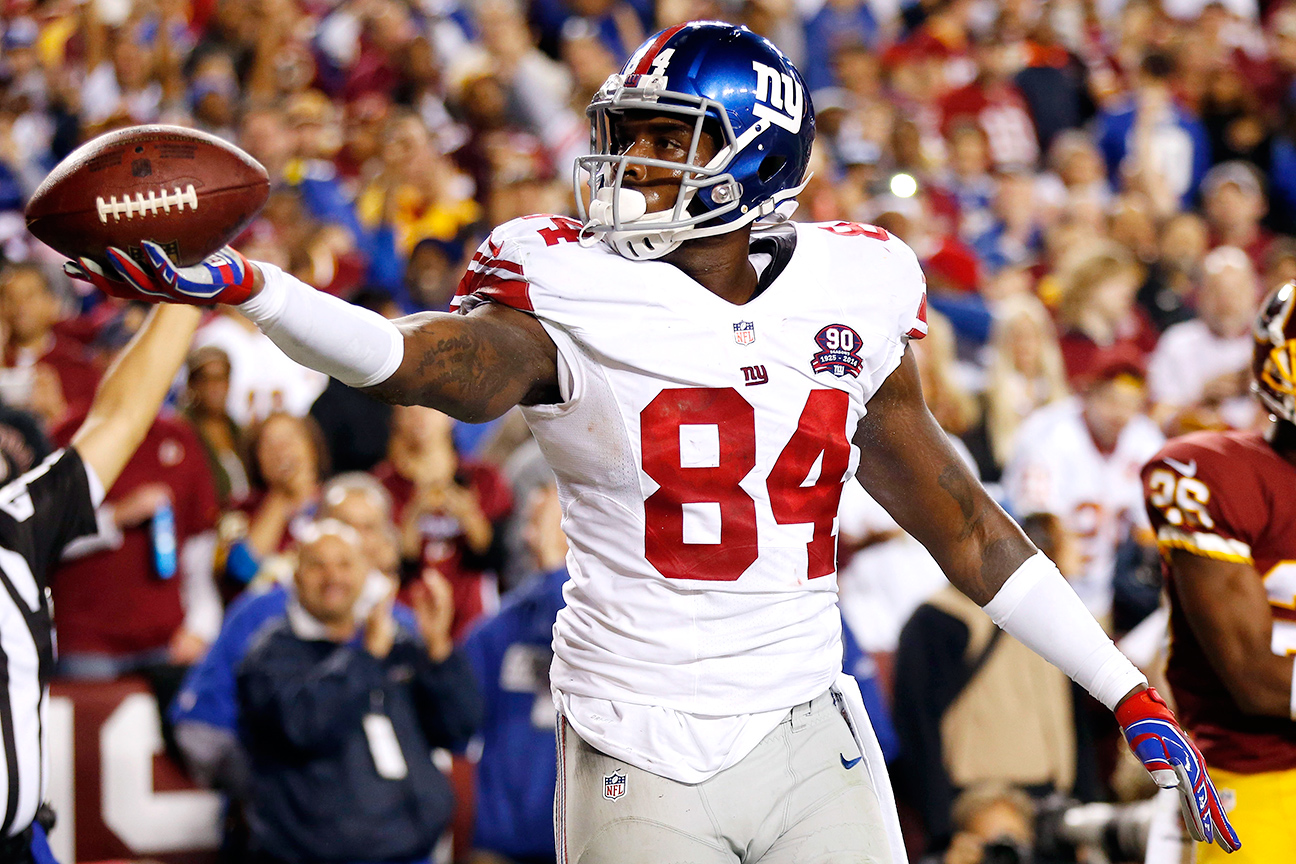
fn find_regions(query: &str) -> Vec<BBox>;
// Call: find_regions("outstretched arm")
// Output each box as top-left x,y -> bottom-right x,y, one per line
235,258 -> 560,420
73,245 -> 560,422
70,304 -> 202,490
855,348 -> 1238,852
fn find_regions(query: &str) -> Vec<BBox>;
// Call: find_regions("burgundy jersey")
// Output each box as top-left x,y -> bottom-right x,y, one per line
373,459 -> 513,641
1142,430 -> 1296,773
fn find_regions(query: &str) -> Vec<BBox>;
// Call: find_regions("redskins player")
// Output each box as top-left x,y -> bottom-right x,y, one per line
66,22 -> 1236,862
1141,282 -> 1296,862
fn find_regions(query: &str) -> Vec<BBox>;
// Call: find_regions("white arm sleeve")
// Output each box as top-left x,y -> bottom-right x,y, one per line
237,264 -> 405,388
983,552 -> 1148,711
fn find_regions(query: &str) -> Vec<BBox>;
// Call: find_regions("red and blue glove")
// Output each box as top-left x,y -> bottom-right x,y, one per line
64,241 -> 256,306
1116,687 -> 1240,852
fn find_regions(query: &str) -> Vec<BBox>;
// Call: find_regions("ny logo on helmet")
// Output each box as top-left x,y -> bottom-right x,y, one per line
752,60 -> 804,134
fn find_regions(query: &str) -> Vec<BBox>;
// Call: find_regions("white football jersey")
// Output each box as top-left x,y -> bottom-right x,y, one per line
1002,397 -> 1164,618
453,215 -> 926,780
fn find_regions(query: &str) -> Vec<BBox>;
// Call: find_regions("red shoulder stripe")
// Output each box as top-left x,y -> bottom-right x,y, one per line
471,252 -> 524,275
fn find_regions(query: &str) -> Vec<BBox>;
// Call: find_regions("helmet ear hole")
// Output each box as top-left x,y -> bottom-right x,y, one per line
758,155 -> 786,183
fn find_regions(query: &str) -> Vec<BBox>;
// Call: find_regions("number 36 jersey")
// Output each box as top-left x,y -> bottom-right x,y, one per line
1142,430 -> 1296,774
453,216 -> 927,781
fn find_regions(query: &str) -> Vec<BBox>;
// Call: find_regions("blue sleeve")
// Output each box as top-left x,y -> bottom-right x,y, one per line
1271,138 -> 1296,212
1092,107 -> 1130,182
170,588 -> 289,730
842,620 -> 899,762
224,539 -> 261,585
358,223 -> 406,291
297,177 -> 363,238
927,292 -> 993,345
1182,115 -> 1212,205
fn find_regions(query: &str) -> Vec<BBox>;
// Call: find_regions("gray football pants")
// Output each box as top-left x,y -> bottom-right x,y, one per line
555,689 -> 897,864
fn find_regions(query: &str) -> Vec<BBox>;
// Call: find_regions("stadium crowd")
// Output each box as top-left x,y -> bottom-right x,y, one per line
0,0 -> 1292,859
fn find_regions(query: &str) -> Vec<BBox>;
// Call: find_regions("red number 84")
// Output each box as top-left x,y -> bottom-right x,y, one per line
640,387 -> 851,582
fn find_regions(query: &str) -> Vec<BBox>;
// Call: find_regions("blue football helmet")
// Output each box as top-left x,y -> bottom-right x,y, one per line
575,21 -> 816,260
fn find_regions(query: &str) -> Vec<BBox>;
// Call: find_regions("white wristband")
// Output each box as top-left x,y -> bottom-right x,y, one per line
238,263 -> 404,389
983,552 -> 1148,711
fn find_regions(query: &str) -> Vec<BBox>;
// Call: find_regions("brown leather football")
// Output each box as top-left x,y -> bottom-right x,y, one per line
25,125 -> 269,268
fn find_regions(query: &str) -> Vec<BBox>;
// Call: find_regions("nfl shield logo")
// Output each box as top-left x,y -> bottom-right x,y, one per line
603,771 -> 627,800
733,321 -> 756,345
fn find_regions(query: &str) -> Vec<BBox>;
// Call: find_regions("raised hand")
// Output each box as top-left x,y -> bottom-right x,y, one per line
1116,687 -> 1240,852
67,242 -> 258,306
410,570 -> 455,662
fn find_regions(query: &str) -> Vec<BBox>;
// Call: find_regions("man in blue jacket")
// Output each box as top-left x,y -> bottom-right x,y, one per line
238,519 -> 481,864
170,473 -> 416,793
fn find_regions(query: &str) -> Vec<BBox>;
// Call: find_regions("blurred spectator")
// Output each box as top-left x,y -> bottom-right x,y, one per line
803,2 -> 878,93
79,8 -> 184,130
188,50 -> 241,139
940,37 -> 1039,171
223,412 -> 327,587
910,308 -> 979,439
940,121 -> 996,242
1139,211 -> 1209,332
405,237 -> 467,312
1002,358 -> 1165,621
462,481 -> 567,864
1037,131 -> 1113,219
1053,242 -> 1160,385
0,262 -> 100,430
970,169 -> 1043,274
182,345 -> 250,509
237,520 -> 481,864
376,406 -> 512,640
193,306 -> 329,426
358,110 -> 481,292
173,473 -> 408,794
529,0 -> 647,61
1201,160 -> 1274,271
1093,51 -> 1211,212
894,506 -> 1094,852
936,783 -> 1037,864
1262,235 -> 1296,296
52,413 -> 221,677
1147,246 -> 1259,433
983,293 -> 1070,472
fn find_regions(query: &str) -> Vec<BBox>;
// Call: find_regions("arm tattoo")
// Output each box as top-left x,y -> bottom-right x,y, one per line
937,460 -> 1030,602
410,330 -> 516,416
937,463 -> 982,542
370,316 -> 537,420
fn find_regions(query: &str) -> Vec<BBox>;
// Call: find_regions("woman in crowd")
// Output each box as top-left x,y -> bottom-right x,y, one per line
373,405 -> 512,640
1053,242 -> 1160,385
222,412 -> 328,587
984,294 -> 1071,472
182,345 -> 250,509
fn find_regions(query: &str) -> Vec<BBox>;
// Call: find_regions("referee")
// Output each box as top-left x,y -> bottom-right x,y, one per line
0,299 -> 201,863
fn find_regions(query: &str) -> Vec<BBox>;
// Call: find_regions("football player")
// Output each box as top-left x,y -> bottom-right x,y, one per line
67,22 -> 1237,862
1139,282 -> 1296,863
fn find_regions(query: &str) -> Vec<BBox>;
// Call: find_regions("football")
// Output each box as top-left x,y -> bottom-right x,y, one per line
25,125 -> 269,268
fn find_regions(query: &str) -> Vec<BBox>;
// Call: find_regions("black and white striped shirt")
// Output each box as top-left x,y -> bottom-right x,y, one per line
0,448 -> 98,838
